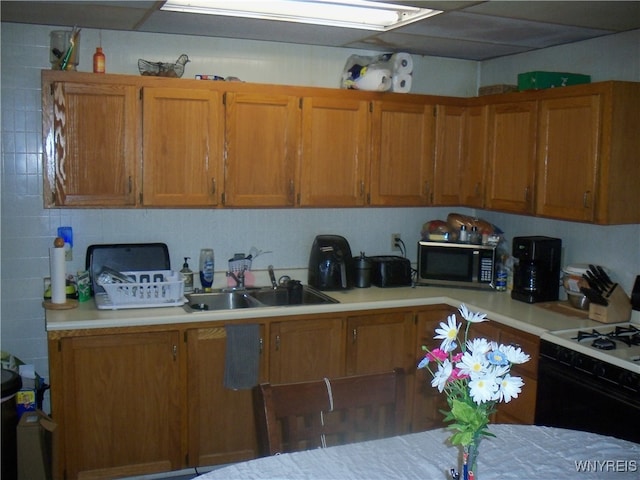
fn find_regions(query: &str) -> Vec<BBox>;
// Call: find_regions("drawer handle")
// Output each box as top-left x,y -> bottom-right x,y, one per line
352,328 -> 357,343
211,178 -> 216,195
275,335 -> 280,351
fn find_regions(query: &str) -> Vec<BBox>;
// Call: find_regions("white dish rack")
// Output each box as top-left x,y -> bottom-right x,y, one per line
95,270 -> 186,310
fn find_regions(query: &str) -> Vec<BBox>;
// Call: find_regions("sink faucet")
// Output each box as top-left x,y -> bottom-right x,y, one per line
268,265 -> 278,289
226,269 -> 246,289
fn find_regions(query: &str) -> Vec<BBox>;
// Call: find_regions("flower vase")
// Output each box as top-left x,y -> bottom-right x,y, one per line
462,440 -> 480,480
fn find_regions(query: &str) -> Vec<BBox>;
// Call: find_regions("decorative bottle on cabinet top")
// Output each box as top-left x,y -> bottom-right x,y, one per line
93,47 -> 105,73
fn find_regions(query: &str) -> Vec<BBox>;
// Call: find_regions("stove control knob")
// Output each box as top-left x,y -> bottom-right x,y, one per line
619,371 -> 639,392
592,361 -> 606,378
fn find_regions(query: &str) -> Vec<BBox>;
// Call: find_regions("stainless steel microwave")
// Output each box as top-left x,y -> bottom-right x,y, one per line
417,241 -> 497,289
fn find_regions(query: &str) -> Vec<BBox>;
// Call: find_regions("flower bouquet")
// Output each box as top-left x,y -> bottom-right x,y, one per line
417,304 -> 530,480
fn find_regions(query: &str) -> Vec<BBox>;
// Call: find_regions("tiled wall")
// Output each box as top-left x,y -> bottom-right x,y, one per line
1,23 -> 639,398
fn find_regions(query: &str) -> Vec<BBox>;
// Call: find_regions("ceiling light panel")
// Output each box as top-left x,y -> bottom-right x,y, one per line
161,0 -> 442,31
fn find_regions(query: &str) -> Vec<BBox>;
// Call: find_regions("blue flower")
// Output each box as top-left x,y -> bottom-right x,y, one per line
487,350 -> 509,366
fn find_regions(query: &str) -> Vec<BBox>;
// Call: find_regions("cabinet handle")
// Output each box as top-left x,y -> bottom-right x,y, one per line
172,344 -> 177,361
211,178 -> 216,195
289,180 -> 294,196
128,176 -> 132,194
524,186 -> 530,203
583,191 -> 592,208
360,181 -> 365,197
424,181 -> 430,196
352,328 -> 357,344
275,335 -> 280,351
475,182 -> 481,196
259,337 -> 263,354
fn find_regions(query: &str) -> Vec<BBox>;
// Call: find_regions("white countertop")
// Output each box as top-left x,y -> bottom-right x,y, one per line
45,283 -> 613,335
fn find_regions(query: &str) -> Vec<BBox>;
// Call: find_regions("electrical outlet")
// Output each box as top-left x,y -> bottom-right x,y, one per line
391,233 -> 401,251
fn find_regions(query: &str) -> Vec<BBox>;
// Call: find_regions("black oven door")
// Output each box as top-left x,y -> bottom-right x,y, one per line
535,355 -> 640,443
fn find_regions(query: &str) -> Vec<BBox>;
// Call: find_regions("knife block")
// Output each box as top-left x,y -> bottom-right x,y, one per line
588,284 -> 632,323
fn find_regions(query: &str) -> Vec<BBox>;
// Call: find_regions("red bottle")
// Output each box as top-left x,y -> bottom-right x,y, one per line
93,47 -> 105,74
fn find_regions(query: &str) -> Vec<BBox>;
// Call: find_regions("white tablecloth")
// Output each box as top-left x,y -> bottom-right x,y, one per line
200,425 -> 639,479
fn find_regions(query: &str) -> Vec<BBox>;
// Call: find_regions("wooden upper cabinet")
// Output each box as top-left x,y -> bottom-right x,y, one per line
432,104 -> 465,205
535,94 -> 600,221
485,100 -> 538,214
224,92 -> 299,207
369,100 -> 435,206
298,96 -> 369,206
460,105 -> 488,207
43,78 -> 138,207
142,87 -> 222,206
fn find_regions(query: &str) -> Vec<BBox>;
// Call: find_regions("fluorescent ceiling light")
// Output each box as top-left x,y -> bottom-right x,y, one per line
161,0 -> 442,31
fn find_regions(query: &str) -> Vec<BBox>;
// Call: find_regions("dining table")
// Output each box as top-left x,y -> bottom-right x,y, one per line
199,424 -> 639,479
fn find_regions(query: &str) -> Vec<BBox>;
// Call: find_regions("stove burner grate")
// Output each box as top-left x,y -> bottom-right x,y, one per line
572,325 -> 640,350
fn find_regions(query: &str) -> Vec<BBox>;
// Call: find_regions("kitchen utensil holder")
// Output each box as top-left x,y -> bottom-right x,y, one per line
588,284 -> 632,323
97,270 -> 185,309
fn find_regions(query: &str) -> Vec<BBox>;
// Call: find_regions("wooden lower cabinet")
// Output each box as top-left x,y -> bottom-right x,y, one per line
411,305 -> 540,431
48,304 -> 540,478
186,324 -> 266,467
268,315 -> 345,383
50,330 -> 182,480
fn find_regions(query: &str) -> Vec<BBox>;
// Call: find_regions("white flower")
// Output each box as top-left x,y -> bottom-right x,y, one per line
457,351 -> 488,378
503,345 -> 531,365
458,304 -> 487,323
497,374 -> 524,403
431,359 -> 453,392
434,314 -> 460,352
468,374 -> 499,404
466,337 -> 491,355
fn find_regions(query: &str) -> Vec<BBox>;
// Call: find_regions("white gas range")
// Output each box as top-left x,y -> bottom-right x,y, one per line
536,321 -> 640,444
541,322 -> 640,375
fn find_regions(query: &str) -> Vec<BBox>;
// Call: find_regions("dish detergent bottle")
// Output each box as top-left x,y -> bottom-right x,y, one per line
199,249 -> 214,291
180,257 -> 194,294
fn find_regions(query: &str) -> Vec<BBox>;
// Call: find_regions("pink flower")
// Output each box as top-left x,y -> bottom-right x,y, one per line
427,348 -> 449,362
452,352 -> 463,362
450,368 -> 470,381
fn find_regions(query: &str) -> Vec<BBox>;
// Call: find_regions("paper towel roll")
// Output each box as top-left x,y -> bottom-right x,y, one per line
50,244 -> 66,304
391,74 -> 412,93
391,53 -> 413,75
355,67 -> 392,92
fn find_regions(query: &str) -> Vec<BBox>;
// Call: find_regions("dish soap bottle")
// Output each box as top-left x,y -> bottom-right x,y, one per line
180,257 -> 194,294
199,248 -> 215,292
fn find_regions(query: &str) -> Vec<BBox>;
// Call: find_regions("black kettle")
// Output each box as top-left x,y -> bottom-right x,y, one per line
308,235 -> 354,290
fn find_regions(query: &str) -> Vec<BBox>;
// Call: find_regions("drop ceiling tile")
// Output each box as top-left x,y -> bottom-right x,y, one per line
466,1 -> 640,32
348,33 -> 533,61
396,11 -> 611,48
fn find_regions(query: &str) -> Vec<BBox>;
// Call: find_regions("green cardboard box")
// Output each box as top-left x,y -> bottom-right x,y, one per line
518,71 -> 591,91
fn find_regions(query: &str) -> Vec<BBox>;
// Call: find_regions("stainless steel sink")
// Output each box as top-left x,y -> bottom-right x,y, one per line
249,286 -> 339,307
183,285 -> 338,312
184,291 -> 262,312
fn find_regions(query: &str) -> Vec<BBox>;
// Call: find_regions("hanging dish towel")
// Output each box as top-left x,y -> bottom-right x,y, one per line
224,323 -> 260,390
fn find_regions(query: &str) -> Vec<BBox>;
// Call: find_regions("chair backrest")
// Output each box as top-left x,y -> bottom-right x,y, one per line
253,368 -> 405,456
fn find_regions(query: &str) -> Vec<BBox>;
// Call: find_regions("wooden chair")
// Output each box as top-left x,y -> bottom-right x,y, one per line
253,368 -> 405,456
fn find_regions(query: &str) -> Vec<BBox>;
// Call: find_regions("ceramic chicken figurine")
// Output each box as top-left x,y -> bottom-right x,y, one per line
138,53 -> 190,78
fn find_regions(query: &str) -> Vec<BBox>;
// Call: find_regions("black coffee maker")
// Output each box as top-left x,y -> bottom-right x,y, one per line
511,236 -> 562,303
308,235 -> 354,290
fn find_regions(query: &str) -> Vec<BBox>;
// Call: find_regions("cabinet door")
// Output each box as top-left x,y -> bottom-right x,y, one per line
485,101 -> 538,214
370,101 -> 435,206
43,81 -> 138,206
269,316 -> 345,383
59,331 -> 181,479
142,87 -> 222,206
346,310 -> 414,376
224,92 -> 299,206
433,104 -> 465,205
298,96 -> 369,206
460,105 -> 488,207
187,325 -> 266,466
536,94 -> 601,221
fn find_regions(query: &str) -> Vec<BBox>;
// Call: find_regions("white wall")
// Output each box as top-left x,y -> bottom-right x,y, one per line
1,22 -> 639,393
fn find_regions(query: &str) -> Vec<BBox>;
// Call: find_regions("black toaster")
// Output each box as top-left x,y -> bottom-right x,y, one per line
368,256 -> 412,287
